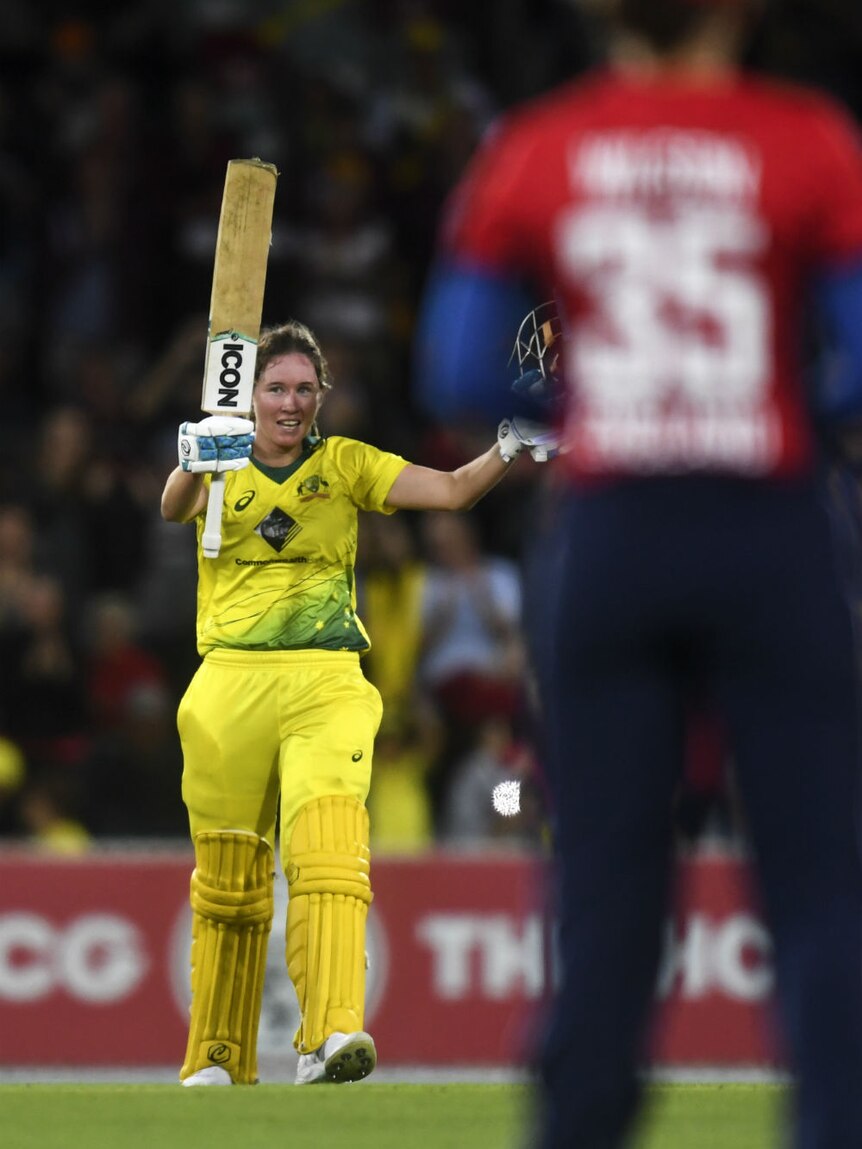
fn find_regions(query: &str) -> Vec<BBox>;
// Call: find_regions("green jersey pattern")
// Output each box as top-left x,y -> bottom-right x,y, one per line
194,437 -> 408,655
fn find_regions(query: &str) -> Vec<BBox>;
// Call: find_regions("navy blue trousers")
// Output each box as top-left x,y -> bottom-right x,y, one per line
525,476 -> 862,1149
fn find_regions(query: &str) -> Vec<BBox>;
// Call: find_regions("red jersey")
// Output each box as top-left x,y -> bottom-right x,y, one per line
443,69 -> 862,479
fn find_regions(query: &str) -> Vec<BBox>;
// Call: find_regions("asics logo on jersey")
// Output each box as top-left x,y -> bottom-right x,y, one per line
234,490 -> 256,511
255,507 -> 302,553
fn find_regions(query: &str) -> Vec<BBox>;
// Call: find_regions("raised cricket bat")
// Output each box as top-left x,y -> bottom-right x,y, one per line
200,157 -> 278,558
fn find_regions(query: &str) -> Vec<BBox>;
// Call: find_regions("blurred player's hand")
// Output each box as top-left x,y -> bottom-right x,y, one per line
497,416 -> 562,463
511,367 -> 563,413
178,416 -> 255,473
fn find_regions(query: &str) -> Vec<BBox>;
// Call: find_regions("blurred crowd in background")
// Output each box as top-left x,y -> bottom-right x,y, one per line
0,0 -> 860,855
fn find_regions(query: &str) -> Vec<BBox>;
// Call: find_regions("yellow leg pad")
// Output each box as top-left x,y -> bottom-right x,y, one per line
286,796 -> 372,1054
180,831 -> 274,1085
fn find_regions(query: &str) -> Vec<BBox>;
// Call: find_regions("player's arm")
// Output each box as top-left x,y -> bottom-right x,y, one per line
385,417 -> 557,512
413,261 -> 539,421
812,258 -> 862,462
161,468 -> 208,522
384,445 -> 511,512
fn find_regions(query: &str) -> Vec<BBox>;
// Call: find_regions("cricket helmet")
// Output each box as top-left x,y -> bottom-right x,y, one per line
510,300 -> 564,384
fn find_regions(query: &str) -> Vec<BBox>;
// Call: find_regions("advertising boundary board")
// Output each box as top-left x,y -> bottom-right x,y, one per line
0,846 -> 784,1071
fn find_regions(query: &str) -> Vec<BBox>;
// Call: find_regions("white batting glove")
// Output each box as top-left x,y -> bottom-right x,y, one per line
497,417 -> 562,463
178,416 -> 255,473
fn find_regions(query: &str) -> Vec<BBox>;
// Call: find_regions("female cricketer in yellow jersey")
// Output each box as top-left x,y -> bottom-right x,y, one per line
160,319 -> 557,1086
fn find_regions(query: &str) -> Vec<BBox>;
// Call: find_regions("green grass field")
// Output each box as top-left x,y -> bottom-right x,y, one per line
0,1082 -> 786,1149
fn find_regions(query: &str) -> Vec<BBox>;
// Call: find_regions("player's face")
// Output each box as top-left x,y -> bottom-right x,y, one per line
253,352 -> 324,462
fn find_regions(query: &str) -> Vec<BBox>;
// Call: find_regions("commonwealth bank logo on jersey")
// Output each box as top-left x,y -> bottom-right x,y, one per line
255,507 -> 302,552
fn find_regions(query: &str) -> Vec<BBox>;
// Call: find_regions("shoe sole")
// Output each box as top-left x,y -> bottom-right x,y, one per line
324,1032 -> 377,1083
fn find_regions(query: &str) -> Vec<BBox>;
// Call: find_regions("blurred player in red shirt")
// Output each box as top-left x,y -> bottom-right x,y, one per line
415,1 -> 862,1146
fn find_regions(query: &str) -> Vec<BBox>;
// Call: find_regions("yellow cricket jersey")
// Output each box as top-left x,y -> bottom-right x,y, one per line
193,436 -> 408,655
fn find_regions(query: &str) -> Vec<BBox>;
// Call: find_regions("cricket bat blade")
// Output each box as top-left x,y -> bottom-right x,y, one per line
201,157 -> 278,558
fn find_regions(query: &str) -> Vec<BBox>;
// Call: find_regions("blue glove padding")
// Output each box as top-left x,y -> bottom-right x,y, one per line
497,416 -> 562,463
178,416 -> 255,473
511,368 -> 565,420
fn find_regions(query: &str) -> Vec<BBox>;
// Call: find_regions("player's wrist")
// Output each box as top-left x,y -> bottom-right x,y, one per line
497,419 -> 525,463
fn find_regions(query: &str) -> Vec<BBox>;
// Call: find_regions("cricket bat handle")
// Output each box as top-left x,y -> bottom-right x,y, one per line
202,473 -> 226,558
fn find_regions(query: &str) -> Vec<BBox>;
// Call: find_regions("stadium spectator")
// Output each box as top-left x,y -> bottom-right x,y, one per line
3,572 -> 89,778
357,512 -> 428,721
0,735 -> 26,836
366,707 -> 437,854
439,715 -> 545,850
81,681 -> 186,838
84,592 -> 168,734
17,768 -> 91,855
417,510 -> 526,821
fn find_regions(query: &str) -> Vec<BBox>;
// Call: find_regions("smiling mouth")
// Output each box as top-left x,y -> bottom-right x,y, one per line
277,419 -> 302,429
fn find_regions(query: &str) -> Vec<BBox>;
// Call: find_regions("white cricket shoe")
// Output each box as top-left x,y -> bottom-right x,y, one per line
295,1031 -> 377,1085
182,1066 -> 233,1087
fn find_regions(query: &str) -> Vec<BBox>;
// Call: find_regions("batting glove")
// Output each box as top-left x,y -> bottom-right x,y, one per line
497,416 -> 562,463
512,367 -> 557,407
178,416 -> 255,473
